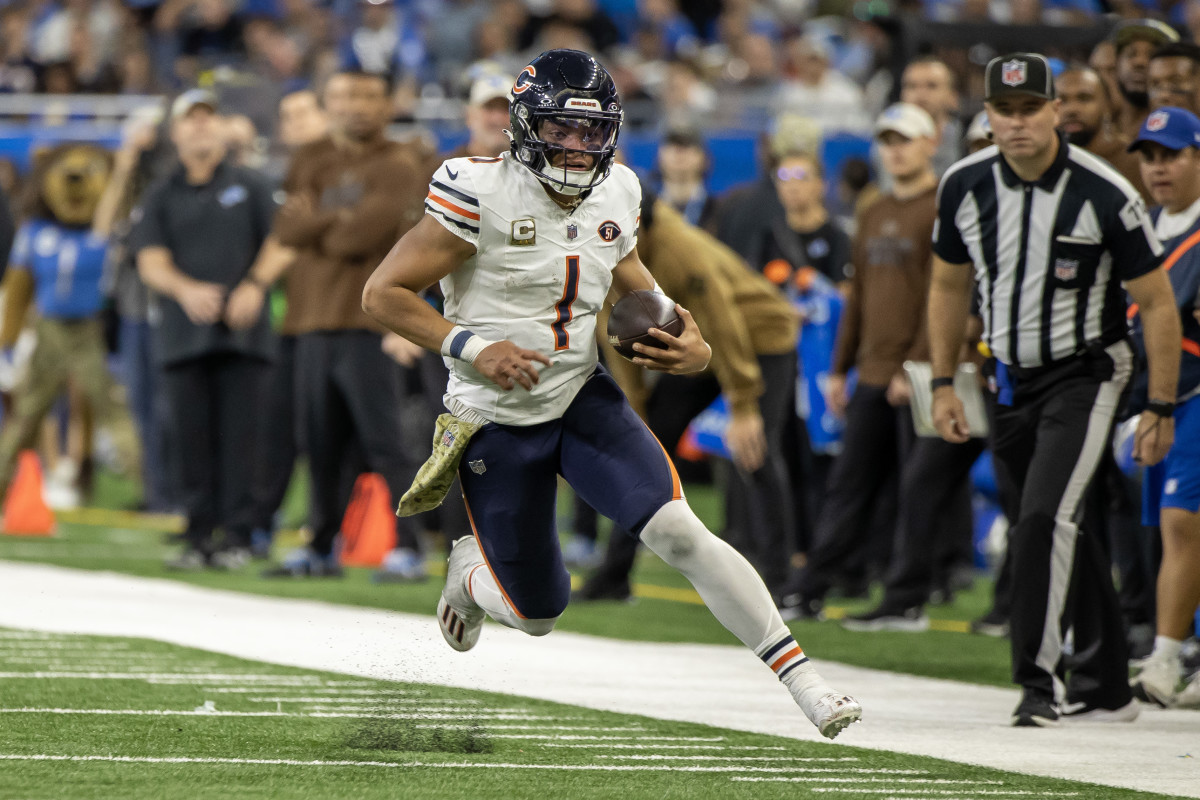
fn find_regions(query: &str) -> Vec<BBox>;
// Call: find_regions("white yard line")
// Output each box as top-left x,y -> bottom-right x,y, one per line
0,561 -> 1194,797
0,754 -> 925,774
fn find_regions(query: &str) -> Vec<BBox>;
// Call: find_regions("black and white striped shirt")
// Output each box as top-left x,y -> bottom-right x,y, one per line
933,133 -> 1163,368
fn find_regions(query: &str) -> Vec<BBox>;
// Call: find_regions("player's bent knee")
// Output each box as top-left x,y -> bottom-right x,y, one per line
640,500 -> 709,564
514,616 -> 559,636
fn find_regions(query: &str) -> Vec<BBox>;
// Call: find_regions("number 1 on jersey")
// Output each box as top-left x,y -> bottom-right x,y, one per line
552,255 -> 580,351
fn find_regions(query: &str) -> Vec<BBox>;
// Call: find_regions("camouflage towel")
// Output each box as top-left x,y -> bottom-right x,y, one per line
397,414 -> 484,517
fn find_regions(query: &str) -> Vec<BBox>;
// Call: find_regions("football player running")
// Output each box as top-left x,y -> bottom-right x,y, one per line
363,49 -> 862,739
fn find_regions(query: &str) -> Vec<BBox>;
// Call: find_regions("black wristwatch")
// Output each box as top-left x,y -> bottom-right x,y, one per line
1146,399 -> 1176,418
930,376 -> 955,392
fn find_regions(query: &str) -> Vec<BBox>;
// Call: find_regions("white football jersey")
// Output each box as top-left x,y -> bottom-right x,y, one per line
425,154 -> 641,425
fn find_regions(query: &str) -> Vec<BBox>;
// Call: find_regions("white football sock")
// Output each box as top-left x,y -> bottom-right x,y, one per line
639,500 -> 823,691
1152,635 -> 1183,664
468,563 -> 557,636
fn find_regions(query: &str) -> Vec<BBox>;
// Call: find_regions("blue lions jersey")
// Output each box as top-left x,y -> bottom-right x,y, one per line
11,220 -> 109,319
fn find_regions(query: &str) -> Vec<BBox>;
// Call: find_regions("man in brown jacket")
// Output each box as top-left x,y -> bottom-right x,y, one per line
246,69 -> 429,578
577,188 -> 800,599
777,102 -> 941,621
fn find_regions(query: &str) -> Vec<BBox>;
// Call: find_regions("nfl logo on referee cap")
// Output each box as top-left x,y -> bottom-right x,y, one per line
1147,110 -> 1169,131
1002,60 -> 1027,87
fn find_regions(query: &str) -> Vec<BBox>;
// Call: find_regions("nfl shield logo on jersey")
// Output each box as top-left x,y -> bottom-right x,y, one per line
441,429 -> 456,448
1002,59 -> 1026,87
469,459 -> 486,475
567,222 -> 578,240
1054,258 -> 1078,281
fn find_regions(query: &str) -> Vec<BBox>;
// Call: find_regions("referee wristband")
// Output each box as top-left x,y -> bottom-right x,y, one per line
930,376 -> 955,392
441,325 -> 494,365
1146,400 -> 1176,418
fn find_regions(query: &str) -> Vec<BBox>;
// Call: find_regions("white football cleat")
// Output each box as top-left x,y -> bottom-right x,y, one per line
1173,672 -> 1200,709
437,536 -> 486,652
794,686 -> 863,739
1131,655 -> 1180,708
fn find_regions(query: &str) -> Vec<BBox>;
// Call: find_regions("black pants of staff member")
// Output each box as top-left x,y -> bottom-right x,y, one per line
880,435 -> 984,610
252,334 -> 298,532
995,342 -> 1133,710
162,352 -> 269,553
584,352 -> 797,595
296,330 -> 420,558
785,382 -> 913,601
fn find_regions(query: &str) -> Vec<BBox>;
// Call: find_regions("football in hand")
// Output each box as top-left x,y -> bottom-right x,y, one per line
607,290 -> 684,360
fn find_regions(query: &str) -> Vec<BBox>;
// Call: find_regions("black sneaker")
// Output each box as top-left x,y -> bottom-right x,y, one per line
1012,690 -> 1059,727
970,610 -> 1009,638
842,604 -> 930,632
777,593 -> 825,622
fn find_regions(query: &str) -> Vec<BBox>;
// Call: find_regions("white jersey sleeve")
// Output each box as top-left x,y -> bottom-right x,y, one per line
425,159 -> 481,246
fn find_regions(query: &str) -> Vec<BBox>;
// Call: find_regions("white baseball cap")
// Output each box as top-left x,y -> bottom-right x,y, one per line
171,88 -> 218,120
965,110 -> 992,144
469,74 -> 511,107
874,102 -> 936,140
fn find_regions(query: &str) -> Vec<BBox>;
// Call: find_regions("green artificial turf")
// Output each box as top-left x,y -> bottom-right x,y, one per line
0,629 -> 1184,800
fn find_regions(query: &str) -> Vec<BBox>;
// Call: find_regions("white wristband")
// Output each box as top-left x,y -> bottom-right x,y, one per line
441,325 -> 495,365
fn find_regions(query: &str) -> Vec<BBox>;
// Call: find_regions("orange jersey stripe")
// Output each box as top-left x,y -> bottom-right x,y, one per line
769,646 -> 804,672
1128,228 -> 1200,320
1184,337 -> 1200,357
427,192 -> 481,221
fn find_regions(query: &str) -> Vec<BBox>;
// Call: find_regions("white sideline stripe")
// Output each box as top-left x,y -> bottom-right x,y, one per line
246,697 -> 479,704
543,744 -> 786,750
414,725 -> 647,732
0,672 -> 329,681
487,735 -> 722,741
206,688 -> 402,695
0,708 -> 554,721
0,755 -> 923,774
802,790 -> 1079,796
598,756 -> 860,762
733,778 -> 1005,785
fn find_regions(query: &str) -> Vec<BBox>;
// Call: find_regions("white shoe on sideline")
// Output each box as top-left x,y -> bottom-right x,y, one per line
1061,699 -> 1140,723
437,536 -> 486,652
793,685 -> 863,739
1132,656 -> 1181,708
1174,672 -> 1200,709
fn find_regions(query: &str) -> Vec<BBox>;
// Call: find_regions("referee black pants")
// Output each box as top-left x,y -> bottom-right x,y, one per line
587,352 -> 797,594
994,341 -> 1133,709
295,330 -> 420,558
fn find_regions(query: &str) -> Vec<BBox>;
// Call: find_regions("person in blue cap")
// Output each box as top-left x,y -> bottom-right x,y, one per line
1126,106 -> 1200,709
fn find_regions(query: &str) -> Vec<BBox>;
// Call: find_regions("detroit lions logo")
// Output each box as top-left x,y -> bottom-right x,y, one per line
598,221 -> 621,242
511,65 -> 536,95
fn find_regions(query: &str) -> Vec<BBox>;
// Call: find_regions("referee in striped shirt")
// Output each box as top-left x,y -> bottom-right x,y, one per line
928,53 -> 1182,727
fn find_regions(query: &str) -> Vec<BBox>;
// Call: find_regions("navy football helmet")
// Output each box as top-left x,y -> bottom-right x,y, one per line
508,49 -> 623,196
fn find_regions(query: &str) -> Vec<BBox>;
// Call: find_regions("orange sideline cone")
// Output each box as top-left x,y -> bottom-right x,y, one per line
339,473 -> 396,567
2,450 -> 55,536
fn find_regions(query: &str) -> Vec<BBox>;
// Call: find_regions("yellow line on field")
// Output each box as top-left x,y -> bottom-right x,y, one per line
55,508 -> 185,533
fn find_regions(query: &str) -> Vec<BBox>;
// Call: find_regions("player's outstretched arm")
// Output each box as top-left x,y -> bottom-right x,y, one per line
363,215 -> 551,391
363,215 -> 478,351
610,249 -> 712,374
